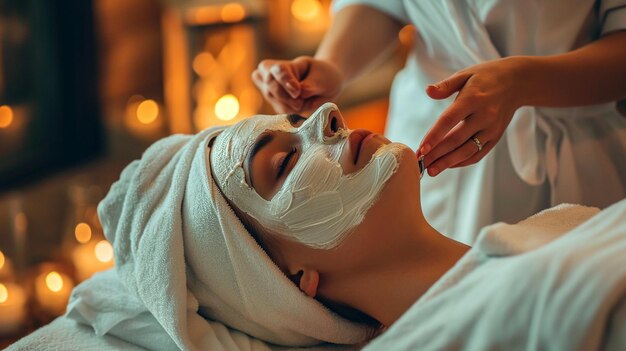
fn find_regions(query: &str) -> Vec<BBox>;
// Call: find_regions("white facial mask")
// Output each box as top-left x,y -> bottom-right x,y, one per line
211,103 -> 404,249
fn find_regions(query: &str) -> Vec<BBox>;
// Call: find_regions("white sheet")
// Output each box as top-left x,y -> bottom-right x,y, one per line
8,310 -> 351,351
11,199 -> 626,350
363,199 -> 626,350
7,317 -> 145,351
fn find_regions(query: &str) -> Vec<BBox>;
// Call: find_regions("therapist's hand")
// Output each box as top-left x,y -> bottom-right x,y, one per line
419,57 -> 525,177
252,56 -> 344,114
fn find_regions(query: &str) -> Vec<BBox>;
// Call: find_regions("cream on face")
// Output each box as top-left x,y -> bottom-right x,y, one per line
211,103 -> 405,249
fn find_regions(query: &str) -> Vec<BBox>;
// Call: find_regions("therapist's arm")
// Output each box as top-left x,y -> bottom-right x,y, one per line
516,30 -> 626,107
314,5 -> 403,84
252,5 -> 403,113
419,30 -> 626,176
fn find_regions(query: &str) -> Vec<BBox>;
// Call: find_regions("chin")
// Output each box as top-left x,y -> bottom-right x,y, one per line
393,144 -> 420,177
386,145 -> 422,194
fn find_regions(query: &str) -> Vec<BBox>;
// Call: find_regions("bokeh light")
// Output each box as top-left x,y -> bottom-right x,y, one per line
221,3 -> 246,23
192,52 -> 216,77
215,94 -> 240,121
74,222 -> 92,244
136,99 -> 159,124
0,283 -> 7,303
0,105 -> 13,128
94,240 -> 114,263
291,0 -> 322,22
46,272 -> 64,293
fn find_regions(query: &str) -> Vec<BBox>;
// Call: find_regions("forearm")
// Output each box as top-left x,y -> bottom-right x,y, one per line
517,30 -> 626,108
315,5 -> 403,85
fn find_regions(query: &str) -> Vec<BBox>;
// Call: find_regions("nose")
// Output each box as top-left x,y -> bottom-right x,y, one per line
323,108 -> 346,138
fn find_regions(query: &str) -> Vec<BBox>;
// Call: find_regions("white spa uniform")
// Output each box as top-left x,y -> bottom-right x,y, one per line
332,0 -> 626,244
364,200 -> 626,350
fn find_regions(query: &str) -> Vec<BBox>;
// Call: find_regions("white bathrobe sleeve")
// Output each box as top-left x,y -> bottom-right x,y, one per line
331,0 -> 409,24
599,0 -> 626,35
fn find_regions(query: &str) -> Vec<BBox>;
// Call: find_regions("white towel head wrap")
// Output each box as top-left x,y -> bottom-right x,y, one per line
97,126 -> 370,349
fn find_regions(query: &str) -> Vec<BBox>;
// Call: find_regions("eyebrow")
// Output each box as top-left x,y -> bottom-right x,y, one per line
246,131 -> 274,188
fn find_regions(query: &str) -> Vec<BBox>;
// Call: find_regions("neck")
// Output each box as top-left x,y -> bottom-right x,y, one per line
335,222 -> 469,327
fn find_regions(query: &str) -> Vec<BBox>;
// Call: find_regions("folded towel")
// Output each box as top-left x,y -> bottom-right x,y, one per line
474,203 -> 600,256
68,127 -> 369,350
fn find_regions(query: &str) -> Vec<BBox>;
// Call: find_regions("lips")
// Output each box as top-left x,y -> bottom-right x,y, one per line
348,129 -> 373,164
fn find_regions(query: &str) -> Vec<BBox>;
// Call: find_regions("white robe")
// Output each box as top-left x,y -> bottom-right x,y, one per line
364,199 -> 626,350
332,0 -> 626,244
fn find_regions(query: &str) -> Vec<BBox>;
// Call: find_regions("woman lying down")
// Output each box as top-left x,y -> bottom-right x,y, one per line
12,103 -> 626,351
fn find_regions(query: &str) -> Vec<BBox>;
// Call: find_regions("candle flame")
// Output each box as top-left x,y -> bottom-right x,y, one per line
0,250 -> 4,270
74,222 -> 92,243
0,283 -> 7,303
291,0 -> 322,22
95,240 -> 114,263
136,99 -> 159,124
46,272 -> 64,292
215,94 -> 239,121
0,105 -> 14,128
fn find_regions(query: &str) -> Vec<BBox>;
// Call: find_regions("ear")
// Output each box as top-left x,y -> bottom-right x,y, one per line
288,268 -> 319,298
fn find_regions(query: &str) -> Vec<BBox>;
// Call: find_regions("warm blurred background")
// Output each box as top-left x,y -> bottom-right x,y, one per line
0,0 -> 412,345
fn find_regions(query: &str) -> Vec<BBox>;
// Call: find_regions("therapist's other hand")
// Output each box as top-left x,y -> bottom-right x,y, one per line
419,57 -> 524,177
252,56 -> 344,114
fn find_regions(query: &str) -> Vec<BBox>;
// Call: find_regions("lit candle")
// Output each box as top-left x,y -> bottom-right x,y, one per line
0,282 -> 27,335
71,240 -> 115,282
34,271 -> 74,316
0,251 -> 14,281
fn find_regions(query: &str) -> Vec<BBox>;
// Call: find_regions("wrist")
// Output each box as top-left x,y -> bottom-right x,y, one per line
314,53 -> 347,80
312,56 -> 347,96
507,55 -> 544,109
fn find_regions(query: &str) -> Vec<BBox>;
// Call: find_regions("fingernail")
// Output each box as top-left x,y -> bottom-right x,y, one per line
285,81 -> 300,98
429,166 -> 439,177
420,144 -> 431,155
270,64 -> 281,74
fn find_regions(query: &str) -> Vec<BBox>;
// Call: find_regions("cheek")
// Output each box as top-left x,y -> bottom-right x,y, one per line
266,144 -> 411,250
327,150 -> 419,256
363,148 -> 421,225
351,148 -> 420,228
338,146 -> 359,175
284,148 -> 342,194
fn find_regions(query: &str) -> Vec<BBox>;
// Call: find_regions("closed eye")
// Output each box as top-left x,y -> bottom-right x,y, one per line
277,146 -> 297,179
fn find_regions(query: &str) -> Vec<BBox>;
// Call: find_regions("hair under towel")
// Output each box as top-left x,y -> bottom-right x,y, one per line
95,126 -> 370,349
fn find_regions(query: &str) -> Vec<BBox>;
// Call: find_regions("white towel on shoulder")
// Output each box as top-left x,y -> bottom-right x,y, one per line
474,203 -> 600,256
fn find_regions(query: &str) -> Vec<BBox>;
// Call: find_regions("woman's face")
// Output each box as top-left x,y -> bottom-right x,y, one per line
211,103 -> 410,250
211,103 -> 422,301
